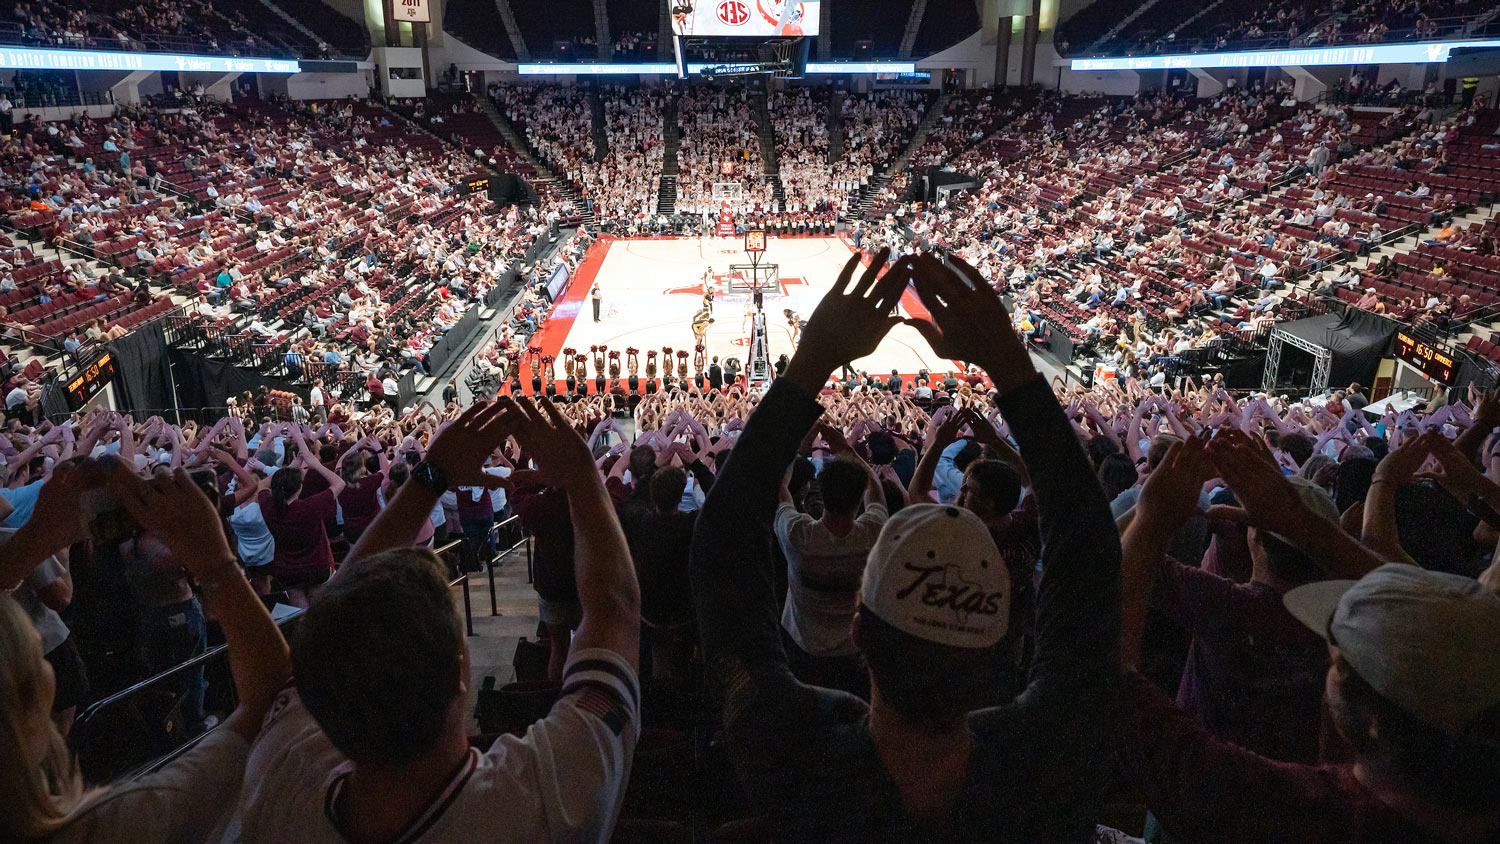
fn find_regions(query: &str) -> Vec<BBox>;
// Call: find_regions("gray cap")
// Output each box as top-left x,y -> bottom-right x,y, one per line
1284,564 -> 1500,736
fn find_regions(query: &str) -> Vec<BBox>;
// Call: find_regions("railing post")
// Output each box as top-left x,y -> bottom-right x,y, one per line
461,573 -> 475,637
487,523 -> 500,617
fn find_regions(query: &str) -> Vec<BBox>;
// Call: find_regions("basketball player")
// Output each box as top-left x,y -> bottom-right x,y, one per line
742,295 -> 759,333
784,309 -> 803,347
702,278 -> 716,315
692,307 -> 714,346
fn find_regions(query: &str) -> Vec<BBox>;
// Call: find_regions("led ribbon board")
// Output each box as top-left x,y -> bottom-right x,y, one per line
517,61 -> 916,75
1069,39 -> 1500,72
0,46 -> 302,73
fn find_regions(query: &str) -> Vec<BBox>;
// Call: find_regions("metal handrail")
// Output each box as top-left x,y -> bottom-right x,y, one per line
80,536 -> 480,781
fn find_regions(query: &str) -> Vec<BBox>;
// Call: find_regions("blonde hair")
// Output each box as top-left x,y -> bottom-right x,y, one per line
0,595 -> 79,840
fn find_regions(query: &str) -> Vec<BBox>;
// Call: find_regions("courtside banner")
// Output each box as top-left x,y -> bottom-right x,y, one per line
1069,38 -> 1500,71
0,46 -> 302,73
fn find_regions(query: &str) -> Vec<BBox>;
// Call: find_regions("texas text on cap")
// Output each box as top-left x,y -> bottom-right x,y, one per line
1283,563 -> 1500,737
860,504 -> 1010,650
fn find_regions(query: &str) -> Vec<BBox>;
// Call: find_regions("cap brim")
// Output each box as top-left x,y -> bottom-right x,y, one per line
1283,579 -> 1357,638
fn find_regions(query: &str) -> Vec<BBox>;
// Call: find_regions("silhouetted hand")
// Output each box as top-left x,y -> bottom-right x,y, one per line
903,254 -> 1035,395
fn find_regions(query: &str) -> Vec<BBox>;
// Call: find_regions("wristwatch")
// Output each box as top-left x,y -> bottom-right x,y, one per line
411,460 -> 449,494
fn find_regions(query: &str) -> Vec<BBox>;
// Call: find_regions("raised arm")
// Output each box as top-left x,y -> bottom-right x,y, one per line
692,249 -> 907,706
292,427 -> 345,498
1208,428 -> 1388,578
906,410 -> 961,505
348,402 -> 513,563
905,253 -> 1122,704
111,464 -> 290,739
818,422 -> 882,510
1120,435 -> 1214,670
1454,388 -> 1499,468
507,397 -> 640,670
1360,432 -> 1436,568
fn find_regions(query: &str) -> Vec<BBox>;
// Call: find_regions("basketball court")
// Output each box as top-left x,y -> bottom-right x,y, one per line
530,234 -> 962,385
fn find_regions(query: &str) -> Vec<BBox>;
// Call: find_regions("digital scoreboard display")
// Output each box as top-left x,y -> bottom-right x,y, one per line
745,229 -> 766,253
1393,331 -> 1456,384
672,0 -> 821,37
65,350 -> 116,410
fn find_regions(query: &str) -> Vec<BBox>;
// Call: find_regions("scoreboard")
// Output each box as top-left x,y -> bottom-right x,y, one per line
1393,331 -> 1456,384
65,350 -> 117,410
672,0 -> 820,36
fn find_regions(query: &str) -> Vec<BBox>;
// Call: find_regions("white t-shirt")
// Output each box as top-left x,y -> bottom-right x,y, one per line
6,386 -> 27,409
774,502 -> 888,657
483,465 -> 513,512
227,648 -> 640,844
47,728 -> 249,844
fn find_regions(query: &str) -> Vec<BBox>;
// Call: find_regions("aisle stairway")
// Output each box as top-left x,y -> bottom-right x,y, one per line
1166,0 -> 1226,41
589,85 -> 609,162
853,91 -> 949,219
591,0 -> 611,60
828,89 -> 846,164
1088,0 -> 1164,51
474,96 -> 593,223
750,87 -> 786,210
657,93 -> 680,215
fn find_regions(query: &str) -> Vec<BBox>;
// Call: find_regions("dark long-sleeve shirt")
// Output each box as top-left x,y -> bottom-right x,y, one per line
511,484 -> 577,604
1121,672 -> 1490,844
689,374 -> 1122,843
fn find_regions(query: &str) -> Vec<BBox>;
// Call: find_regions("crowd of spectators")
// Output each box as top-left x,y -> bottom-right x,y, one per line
5,66 -> 1500,844
861,81 -> 1500,373
1,0 -> 363,59
769,89 -> 926,231
0,92 -> 555,403
3,250 -> 1499,843
1076,0 -> 1493,56
674,85 -> 773,219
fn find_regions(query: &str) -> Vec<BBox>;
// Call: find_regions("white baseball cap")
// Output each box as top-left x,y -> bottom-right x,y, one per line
860,504 -> 1010,650
1284,564 -> 1500,737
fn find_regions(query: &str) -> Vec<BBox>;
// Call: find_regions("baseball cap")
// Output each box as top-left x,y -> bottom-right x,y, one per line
860,504 -> 1010,650
1284,564 -> 1500,737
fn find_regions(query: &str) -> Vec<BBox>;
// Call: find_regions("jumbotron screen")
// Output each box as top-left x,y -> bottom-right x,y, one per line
672,0 -> 820,37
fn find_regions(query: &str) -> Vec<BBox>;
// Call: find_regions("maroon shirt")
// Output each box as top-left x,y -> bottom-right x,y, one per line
510,484 -> 577,604
258,487 -> 337,577
1159,560 -> 1328,763
1123,672 -> 1490,844
337,471 -> 385,540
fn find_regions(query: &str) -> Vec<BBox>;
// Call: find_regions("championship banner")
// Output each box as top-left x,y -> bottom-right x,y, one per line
717,202 -> 735,237
394,0 -> 430,23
